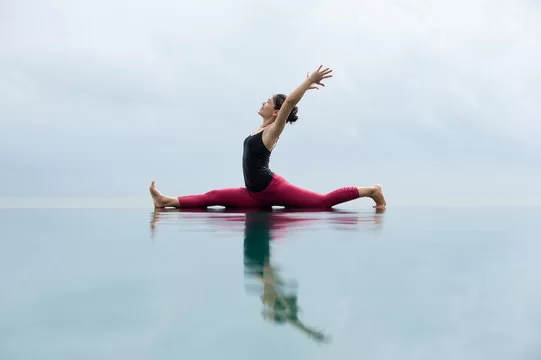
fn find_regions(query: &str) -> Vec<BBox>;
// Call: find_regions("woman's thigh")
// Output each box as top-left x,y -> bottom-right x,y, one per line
256,175 -> 326,208
206,187 -> 264,208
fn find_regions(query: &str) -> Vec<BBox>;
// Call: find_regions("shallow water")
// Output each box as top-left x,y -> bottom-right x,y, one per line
1,206 -> 541,359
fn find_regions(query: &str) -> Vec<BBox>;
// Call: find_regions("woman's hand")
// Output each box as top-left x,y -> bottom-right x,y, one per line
306,65 -> 333,90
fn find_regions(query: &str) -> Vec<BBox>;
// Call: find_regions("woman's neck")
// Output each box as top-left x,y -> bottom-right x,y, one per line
261,118 -> 275,128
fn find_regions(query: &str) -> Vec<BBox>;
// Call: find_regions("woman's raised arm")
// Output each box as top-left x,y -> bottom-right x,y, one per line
266,65 -> 333,138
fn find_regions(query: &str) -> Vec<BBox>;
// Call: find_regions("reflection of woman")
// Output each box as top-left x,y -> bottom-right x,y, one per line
150,208 -> 382,343
243,212 -> 330,343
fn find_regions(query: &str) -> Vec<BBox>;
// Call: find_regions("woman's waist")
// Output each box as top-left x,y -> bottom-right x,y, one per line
243,168 -> 275,192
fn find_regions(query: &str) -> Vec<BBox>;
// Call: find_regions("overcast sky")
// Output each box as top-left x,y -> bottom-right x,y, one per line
1,0 -> 540,206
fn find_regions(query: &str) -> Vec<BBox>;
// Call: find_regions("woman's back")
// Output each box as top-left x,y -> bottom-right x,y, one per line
242,131 -> 274,192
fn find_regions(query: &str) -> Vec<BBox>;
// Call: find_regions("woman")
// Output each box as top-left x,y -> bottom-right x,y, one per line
150,65 -> 386,210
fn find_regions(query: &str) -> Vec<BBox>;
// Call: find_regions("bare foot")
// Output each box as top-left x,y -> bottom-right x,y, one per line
371,184 -> 386,210
149,180 -> 175,208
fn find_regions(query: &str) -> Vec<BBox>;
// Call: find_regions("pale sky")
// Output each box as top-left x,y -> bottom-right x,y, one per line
1,0 -> 540,206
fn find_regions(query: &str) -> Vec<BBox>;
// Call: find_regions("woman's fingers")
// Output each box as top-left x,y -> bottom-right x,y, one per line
307,66 -> 333,89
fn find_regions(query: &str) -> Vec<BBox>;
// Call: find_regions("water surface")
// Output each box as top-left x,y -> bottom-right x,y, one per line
1,207 -> 540,359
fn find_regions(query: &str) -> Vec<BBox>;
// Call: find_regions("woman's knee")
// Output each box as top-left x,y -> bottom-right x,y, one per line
284,196 -> 328,209
205,190 -> 219,197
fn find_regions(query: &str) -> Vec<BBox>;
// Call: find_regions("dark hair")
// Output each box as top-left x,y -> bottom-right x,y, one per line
273,94 -> 299,124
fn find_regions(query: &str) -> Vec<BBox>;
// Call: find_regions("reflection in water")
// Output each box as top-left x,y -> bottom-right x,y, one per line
243,212 -> 329,343
150,208 -> 383,344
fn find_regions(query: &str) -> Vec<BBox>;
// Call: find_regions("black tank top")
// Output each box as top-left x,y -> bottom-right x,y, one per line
242,131 -> 274,192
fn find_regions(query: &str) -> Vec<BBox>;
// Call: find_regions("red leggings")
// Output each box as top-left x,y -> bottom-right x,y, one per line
177,174 -> 360,209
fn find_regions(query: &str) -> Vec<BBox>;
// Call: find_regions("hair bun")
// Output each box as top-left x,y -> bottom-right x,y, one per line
287,106 -> 299,124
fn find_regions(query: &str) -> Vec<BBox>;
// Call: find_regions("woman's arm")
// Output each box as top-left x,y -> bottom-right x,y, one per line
267,65 -> 333,138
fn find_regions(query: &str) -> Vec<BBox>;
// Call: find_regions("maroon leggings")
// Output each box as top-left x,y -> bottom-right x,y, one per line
177,174 -> 360,209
